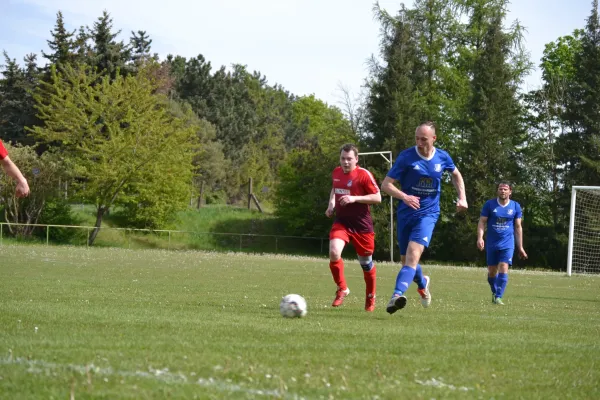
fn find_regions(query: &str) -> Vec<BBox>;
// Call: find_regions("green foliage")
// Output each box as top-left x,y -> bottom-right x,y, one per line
30,64 -> 198,242
2,3 -> 600,268
0,52 -> 40,145
89,11 -> 131,77
35,198 -> 84,243
41,11 -> 76,67
275,148 -> 334,237
275,96 -> 357,237
166,100 -> 228,208
562,0 -> 600,187
364,4 -> 425,152
461,13 -> 526,206
541,29 -> 584,84
130,30 -> 153,67
0,144 -> 69,237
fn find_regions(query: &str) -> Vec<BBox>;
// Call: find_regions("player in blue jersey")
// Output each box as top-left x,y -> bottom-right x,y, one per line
477,182 -> 527,305
382,121 -> 468,314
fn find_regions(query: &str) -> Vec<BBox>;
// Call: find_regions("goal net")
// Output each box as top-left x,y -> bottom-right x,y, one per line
567,186 -> 600,275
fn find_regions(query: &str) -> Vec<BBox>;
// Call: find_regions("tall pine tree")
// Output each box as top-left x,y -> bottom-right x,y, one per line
89,11 -> 130,77
42,11 -> 76,68
563,0 -> 600,186
0,52 -> 40,145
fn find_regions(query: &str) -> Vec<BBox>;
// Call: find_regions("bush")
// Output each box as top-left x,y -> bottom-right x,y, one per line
35,199 -> 85,243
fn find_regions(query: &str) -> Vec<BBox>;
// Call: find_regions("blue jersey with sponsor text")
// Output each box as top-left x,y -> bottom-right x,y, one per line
387,146 -> 456,218
481,199 -> 522,250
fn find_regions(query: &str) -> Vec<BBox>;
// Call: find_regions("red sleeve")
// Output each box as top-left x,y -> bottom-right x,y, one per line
0,140 -> 8,160
361,169 -> 379,194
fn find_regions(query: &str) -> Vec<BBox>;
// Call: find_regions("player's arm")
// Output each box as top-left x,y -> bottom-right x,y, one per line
514,218 -> 528,259
381,176 -> 420,210
477,216 -> 487,251
338,183 -> 382,206
339,170 -> 382,206
0,156 -> 30,198
451,168 -> 468,212
325,188 -> 335,217
341,191 -> 381,205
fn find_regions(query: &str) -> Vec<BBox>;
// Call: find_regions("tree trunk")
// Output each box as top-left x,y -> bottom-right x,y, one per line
88,207 -> 107,246
248,177 -> 253,210
197,180 -> 205,209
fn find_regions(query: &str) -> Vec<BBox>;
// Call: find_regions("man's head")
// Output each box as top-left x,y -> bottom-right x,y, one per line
340,143 -> 359,173
415,121 -> 437,155
497,181 -> 512,199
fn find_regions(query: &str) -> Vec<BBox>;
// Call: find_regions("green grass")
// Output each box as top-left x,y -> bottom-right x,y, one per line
1,245 -> 599,399
61,205 -> 327,256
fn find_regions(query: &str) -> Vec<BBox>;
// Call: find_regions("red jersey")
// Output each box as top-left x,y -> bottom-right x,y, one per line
0,140 -> 7,159
332,166 -> 379,233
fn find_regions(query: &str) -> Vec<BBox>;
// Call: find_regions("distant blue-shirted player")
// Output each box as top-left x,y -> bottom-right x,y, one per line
477,182 -> 528,305
382,122 -> 468,314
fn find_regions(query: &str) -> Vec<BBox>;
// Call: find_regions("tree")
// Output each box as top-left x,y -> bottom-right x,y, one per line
275,96 -> 357,237
30,64 -> 198,244
167,100 -> 228,207
74,26 -> 93,64
522,30 -> 583,230
89,11 -> 130,77
433,4 -> 530,263
42,11 -> 76,67
0,144 -> 68,238
562,0 -> 600,187
364,4 -> 424,152
0,52 -> 40,145
130,30 -> 153,67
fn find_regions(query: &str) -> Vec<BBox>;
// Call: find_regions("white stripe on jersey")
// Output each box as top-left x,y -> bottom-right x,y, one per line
357,167 -> 380,192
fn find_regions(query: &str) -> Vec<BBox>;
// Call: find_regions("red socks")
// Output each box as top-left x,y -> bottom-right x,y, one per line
329,258 -> 347,290
363,265 -> 376,297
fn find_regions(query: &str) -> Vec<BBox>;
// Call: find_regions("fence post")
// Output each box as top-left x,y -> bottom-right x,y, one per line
168,231 -> 171,250
0,223 -> 3,246
275,237 -> 278,253
86,228 -> 90,247
239,235 -> 242,252
46,226 -> 50,245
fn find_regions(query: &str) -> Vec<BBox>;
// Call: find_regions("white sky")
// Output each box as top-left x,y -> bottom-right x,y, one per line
0,0 -> 592,106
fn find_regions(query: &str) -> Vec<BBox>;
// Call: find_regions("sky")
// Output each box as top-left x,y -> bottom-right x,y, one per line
0,0 -> 593,107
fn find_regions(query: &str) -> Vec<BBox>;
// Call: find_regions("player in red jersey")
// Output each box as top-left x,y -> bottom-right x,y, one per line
0,140 -> 30,198
325,143 -> 381,311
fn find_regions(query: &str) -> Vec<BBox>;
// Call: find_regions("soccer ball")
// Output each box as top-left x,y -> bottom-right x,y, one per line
279,294 -> 307,318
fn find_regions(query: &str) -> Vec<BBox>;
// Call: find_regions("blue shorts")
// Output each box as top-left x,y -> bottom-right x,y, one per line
486,248 -> 514,266
397,213 -> 439,255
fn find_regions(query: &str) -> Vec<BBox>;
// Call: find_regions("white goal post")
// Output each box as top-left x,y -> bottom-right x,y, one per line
359,151 -> 394,262
567,186 -> 600,276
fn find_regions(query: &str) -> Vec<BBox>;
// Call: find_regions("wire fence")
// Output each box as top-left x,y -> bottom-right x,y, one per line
0,222 -> 329,256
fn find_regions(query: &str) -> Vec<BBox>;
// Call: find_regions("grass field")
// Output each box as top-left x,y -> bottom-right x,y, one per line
1,245 -> 599,399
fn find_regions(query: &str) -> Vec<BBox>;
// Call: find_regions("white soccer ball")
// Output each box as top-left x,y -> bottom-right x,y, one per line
279,294 -> 307,318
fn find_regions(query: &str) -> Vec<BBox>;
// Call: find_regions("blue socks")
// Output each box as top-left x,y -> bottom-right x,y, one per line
495,273 -> 508,298
488,276 -> 497,295
394,266 -> 416,296
413,264 -> 426,289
